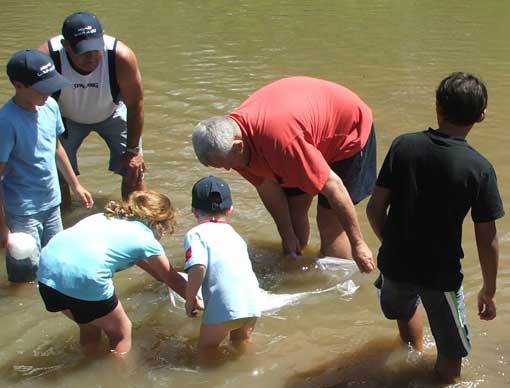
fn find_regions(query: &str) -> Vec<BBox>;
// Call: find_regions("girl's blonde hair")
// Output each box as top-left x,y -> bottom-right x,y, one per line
104,191 -> 176,239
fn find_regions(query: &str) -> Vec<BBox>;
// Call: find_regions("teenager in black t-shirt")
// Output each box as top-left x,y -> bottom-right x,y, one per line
366,72 -> 504,383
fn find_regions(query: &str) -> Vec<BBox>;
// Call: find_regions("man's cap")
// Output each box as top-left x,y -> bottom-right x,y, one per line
62,11 -> 104,54
192,176 -> 233,213
6,49 -> 71,94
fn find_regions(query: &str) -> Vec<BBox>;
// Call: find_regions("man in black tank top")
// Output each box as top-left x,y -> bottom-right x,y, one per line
366,72 -> 504,383
38,11 -> 147,207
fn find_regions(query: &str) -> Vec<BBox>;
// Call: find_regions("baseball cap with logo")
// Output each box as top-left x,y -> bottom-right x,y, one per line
192,176 -> 233,213
62,11 -> 104,54
7,49 -> 71,94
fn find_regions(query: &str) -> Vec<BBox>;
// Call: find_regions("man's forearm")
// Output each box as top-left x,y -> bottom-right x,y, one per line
126,103 -> 144,148
322,173 -> 364,245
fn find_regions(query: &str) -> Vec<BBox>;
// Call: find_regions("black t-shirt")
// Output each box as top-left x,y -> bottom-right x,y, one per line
377,129 -> 504,291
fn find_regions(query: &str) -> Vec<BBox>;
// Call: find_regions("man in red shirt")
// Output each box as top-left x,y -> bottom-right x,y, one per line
192,76 -> 376,272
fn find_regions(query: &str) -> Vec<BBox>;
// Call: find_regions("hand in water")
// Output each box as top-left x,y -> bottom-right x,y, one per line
352,241 -> 375,273
286,252 -> 299,260
282,234 -> 302,258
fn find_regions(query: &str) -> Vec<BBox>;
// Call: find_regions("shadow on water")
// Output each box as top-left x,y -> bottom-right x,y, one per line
284,336 -> 449,388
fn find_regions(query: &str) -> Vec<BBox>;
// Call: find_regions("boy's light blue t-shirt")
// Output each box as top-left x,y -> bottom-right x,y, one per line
0,98 -> 64,215
184,222 -> 261,324
37,213 -> 165,301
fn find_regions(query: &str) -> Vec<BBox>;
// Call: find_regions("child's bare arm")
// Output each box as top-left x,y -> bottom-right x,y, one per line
474,220 -> 499,320
137,255 -> 187,298
186,264 -> 206,317
55,140 -> 94,208
366,185 -> 391,243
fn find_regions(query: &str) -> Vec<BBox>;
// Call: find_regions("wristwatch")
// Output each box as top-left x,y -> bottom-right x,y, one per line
125,146 -> 140,155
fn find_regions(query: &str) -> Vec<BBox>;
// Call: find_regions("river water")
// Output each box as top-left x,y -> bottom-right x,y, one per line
0,1 -> 509,387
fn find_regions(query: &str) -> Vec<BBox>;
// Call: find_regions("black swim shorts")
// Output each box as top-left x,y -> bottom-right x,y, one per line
283,124 -> 377,208
38,282 -> 119,324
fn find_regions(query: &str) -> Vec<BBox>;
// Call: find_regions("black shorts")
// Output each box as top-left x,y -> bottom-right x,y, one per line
284,125 -> 377,208
38,282 -> 119,324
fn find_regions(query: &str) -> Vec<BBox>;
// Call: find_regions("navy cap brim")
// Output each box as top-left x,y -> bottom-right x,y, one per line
72,38 -> 104,54
191,177 -> 233,212
31,73 -> 72,94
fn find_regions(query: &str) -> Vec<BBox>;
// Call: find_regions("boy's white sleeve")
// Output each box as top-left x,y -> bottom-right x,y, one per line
183,231 -> 208,272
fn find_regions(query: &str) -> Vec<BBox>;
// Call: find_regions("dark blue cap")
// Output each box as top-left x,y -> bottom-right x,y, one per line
6,49 -> 71,94
62,11 -> 104,54
192,176 -> 233,213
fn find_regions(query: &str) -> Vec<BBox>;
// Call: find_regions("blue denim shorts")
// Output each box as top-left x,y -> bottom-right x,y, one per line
4,206 -> 63,282
60,104 -> 143,176
283,125 -> 376,208
375,274 -> 470,358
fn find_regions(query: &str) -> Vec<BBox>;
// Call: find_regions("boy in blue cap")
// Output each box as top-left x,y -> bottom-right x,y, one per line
367,72 -> 504,383
184,176 -> 261,351
0,49 -> 93,283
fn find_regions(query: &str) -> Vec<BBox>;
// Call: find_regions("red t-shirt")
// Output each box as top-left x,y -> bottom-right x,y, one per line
229,76 -> 373,195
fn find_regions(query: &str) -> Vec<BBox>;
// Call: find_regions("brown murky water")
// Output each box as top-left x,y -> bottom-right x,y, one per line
0,1 -> 509,387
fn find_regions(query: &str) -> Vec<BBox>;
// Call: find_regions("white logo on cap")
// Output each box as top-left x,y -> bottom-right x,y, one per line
74,26 -> 97,38
37,62 -> 55,77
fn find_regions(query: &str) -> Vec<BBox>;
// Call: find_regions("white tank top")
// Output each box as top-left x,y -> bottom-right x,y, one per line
49,35 -> 120,124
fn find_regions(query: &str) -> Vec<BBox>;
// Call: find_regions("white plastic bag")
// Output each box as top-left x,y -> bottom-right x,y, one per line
7,232 -> 37,260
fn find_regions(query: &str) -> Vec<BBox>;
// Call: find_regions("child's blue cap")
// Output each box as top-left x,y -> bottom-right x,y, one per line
7,49 -> 71,94
192,176 -> 233,213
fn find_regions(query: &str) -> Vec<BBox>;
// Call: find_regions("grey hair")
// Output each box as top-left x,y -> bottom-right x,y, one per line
191,116 -> 240,165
